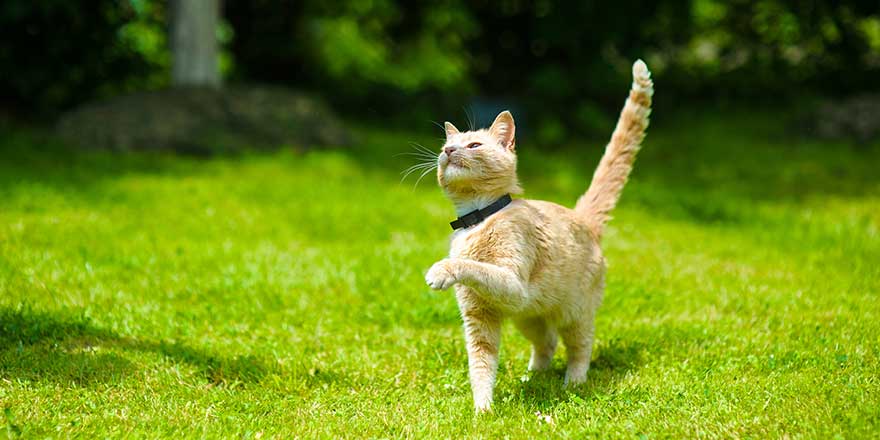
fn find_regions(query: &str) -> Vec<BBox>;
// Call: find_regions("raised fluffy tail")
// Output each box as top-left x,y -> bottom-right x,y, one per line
576,59 -> 653,237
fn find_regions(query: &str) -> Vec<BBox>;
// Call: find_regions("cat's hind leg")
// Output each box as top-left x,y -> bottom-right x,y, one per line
514,316 -> 557,371
560,311 -> 597,386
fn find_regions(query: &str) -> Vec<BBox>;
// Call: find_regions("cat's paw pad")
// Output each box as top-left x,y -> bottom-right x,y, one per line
425,260 -> 457,290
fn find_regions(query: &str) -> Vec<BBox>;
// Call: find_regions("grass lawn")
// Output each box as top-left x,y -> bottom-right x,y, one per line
1,109 -> 879,438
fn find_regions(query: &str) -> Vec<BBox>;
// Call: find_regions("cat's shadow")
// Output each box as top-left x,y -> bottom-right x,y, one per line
498,338 -> 645,411
0,307 -> 275,387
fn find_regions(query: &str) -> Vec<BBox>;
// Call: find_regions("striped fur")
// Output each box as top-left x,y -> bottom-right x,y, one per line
426,60 -> 653,412
576,59 -> 653,237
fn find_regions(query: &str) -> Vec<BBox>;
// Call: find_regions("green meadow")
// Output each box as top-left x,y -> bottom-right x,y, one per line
1,110 -> 878,438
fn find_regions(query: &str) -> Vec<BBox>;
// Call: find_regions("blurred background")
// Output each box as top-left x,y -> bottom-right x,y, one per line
2,0 -> 880,147
1,2 -> 879,435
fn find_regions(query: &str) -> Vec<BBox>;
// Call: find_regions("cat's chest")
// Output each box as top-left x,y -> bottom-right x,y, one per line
448,225 -> 483,258
447,204 -> 523,260
448,222 -> 508,260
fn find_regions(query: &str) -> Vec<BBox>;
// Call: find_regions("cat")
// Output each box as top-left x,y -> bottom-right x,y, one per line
425,60 -> 653,412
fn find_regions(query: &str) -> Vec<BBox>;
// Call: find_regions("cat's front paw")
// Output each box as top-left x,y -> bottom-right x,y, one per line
425,259 -> 458,290
474,400 -> 493,414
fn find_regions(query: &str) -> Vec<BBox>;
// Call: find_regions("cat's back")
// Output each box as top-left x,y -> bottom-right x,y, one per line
517,198 -> 599,254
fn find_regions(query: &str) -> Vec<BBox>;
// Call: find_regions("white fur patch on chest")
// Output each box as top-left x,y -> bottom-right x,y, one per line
448,223 -> 483,258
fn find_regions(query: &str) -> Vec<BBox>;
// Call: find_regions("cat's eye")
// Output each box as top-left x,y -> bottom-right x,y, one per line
466,142 -> 482,149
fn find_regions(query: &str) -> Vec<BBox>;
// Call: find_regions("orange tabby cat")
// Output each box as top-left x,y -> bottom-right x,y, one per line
425,60 -> 653,412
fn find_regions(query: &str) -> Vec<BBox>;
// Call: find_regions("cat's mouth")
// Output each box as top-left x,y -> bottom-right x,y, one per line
445,155 -> 468,168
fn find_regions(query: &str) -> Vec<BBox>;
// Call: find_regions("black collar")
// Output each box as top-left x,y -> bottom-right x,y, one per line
450,194 -> 512,230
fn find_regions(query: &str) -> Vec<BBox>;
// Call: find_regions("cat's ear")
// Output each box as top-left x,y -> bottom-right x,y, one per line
489,111 -> 515,151
444,122 -> 460,138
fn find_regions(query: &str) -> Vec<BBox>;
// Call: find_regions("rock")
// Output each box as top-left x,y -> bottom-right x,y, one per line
56,85 -> 351,154
811,93 -> 880,144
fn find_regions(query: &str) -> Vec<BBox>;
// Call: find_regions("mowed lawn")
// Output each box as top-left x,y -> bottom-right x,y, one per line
1,110 -> 878,438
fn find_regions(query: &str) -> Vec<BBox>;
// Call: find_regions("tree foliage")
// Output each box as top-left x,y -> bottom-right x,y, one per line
1,0 -> 878,124
0,1 -> 166,114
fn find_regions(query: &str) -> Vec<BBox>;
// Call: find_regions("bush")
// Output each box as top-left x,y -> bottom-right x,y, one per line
0,1 -> 168,116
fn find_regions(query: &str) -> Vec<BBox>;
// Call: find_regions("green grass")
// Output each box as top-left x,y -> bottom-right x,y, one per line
1,109 -> 879,438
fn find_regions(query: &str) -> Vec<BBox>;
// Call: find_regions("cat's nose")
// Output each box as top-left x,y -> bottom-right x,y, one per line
444,146 -> 457,156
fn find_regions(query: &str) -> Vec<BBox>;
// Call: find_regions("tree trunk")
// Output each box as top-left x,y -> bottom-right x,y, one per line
170,0 -> 220,87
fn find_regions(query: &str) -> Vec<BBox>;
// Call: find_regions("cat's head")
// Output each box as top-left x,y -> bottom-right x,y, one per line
437,111 -> 522,200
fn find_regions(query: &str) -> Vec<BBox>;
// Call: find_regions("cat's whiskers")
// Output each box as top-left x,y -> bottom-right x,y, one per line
463,106 -> 476,131
395,151 -> 437,159
398,142 -> 440,184
399,142 -> 438,183
400,161 -> 436,182
412,163 -> 438,189
396,152 -> 438,164
409,142 -> 439,157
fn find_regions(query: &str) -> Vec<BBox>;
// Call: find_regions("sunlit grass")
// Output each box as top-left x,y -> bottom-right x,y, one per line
1,111 -> 878,437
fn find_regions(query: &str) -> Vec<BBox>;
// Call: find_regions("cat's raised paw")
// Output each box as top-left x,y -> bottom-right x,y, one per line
425,259 -> 457,290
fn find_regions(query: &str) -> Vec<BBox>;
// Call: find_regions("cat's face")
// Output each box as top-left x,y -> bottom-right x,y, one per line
437,111 -> 522,198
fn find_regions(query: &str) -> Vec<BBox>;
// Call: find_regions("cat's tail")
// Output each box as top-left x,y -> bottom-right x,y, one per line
575,59 -> 653,238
